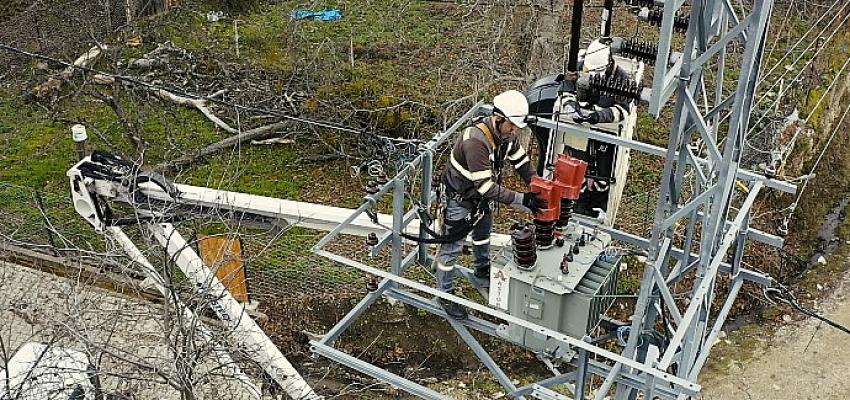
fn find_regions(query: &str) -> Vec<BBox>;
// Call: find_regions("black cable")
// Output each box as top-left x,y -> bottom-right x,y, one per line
765,285 -> 850,336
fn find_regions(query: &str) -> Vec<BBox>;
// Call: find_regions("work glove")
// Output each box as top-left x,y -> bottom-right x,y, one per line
573,112 -> 600,124
511,192 -> 547,214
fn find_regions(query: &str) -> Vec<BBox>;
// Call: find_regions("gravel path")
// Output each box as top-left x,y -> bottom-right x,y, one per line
0,261 -> 259,399
700,273 -> 850,400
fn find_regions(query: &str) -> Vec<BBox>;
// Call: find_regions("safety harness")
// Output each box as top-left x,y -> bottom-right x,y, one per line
396,122 -> 497,244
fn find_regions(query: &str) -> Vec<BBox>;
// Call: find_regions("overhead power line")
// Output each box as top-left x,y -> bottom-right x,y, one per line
786,96 -> 850,223
758,0 -> 844,88
749,5 -> 850,134
777,54 -> 850,161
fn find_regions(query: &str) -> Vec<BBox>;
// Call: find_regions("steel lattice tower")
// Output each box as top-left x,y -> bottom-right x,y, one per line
608,0 -> 787,398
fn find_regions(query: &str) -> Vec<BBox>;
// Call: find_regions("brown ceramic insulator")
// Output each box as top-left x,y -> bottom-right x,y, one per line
534,219 -> 557,248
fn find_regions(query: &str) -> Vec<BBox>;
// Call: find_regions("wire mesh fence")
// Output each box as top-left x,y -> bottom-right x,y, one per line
0,182 -> 107,256
615,188 -> 657,239
0,181 -> 375,302
240,230 -> 370,304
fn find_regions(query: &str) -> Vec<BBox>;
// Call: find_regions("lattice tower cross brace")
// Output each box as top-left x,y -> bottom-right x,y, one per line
606,0 -> 776,398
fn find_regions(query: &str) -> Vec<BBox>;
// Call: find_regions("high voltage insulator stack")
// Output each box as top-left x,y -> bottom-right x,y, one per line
612,37 -> 660,64
584,74 -> 644,103
619,0 -> 657,7
640,8 -> 690,33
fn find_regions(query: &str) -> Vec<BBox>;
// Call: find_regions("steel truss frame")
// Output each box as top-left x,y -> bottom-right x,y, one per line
67,0 -> 791,397
616,0 -> 780,399
311,0 -> 791,398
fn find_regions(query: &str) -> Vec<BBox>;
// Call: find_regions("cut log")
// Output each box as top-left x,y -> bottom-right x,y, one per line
159,121 -> 294,170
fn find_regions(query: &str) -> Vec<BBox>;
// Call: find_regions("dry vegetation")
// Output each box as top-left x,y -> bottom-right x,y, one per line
1,0 -> 850,398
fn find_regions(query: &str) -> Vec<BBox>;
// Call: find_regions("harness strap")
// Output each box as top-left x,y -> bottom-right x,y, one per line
476,122 -> 496,149
400,197 -> 490,244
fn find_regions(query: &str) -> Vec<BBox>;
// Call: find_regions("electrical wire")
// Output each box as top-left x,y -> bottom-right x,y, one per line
777,54 -> 850,167
784,98 -> 850,224
762,0 -> 795,68
749,4 -> 850,133
716,5 -> 850,174
757,0 -> 844,88
765,283 -> 850,336
686,4 -> 849,167
712,2 -> 850,141
746,51 -> 850,169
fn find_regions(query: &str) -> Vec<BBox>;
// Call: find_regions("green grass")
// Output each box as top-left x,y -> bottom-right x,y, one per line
181,145 -> 307,197
155,0 -> 448,72
635,112 -> 668,146
701,323 -> 766,379
0,0 -> 467,198
0,92 -> 74,189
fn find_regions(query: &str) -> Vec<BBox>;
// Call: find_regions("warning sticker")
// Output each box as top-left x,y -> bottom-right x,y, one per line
489,267 -> 510,310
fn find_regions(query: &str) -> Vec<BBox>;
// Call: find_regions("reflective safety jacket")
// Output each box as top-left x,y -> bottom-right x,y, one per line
442,118 -> 535,205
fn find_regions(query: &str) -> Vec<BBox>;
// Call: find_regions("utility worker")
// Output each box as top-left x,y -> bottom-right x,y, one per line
437,90 -> 547,320
561,39 -> 631,126
553,39 -> 633,218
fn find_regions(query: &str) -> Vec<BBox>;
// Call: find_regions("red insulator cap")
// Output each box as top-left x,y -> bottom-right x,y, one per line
554,154 -> 588,200
529,176 -> 562,222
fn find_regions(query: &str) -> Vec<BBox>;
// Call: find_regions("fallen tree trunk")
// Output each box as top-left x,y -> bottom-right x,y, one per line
158,121 -> 294,171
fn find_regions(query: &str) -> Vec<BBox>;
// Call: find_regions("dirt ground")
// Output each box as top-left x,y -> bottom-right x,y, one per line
699,268 -> 850,400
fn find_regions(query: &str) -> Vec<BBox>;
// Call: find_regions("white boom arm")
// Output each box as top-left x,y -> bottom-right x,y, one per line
67,156 -> 512,247
68,156 -> 322,400
150,223 -> 320,400
108,227 -> 263,399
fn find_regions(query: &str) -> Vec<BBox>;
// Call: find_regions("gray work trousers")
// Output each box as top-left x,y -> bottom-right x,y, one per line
436,198 -> 493,293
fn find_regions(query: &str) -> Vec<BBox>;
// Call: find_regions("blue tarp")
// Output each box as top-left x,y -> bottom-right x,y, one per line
291,8 -> 343,21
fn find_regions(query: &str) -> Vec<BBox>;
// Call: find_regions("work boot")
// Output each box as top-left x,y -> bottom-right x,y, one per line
439,295 -> 468,320
472,264 -> 490,288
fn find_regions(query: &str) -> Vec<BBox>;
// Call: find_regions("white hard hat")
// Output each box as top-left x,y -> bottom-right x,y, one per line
492,90 -> 530,129
583,39 -> 612,73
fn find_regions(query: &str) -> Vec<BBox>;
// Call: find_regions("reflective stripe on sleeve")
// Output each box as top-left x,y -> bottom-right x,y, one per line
472,238 -> 490,246
437,262 -> 454,272
513,156 -> 529,169
477,179 -> 495,195
613,105 -> 628,121
507,146 -> 526,161
471,170 -> 492,181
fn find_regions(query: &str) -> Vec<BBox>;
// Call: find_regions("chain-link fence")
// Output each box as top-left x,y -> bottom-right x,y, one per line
0,180 -> 373,298
615,188 -> 657,238
0,183 -> 107,256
